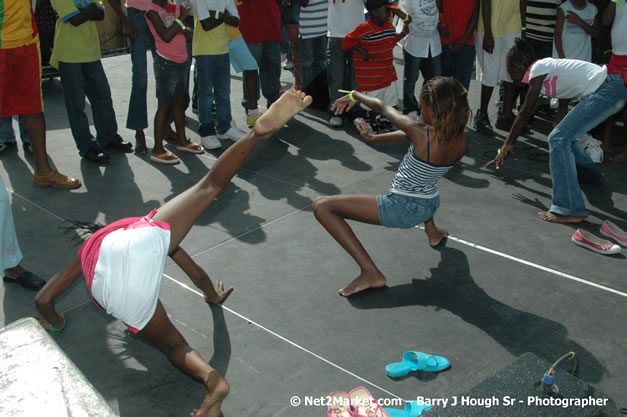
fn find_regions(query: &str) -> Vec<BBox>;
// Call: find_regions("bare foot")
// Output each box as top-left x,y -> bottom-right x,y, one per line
254,89 -> 312,137
190,371 -> 230,417
427,227 -> 448,247
338,271 -> 386,297
538,211 -> 584,223
135,131 -> 147,155
610,151 -> 627,163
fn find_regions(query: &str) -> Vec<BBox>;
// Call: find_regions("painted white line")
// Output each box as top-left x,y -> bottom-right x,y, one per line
416,226 -> 627,298
162,273 -> 404,401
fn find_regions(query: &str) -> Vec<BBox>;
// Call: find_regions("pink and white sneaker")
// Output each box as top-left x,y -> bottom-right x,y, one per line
600,220 -> 627,247
571,229 -> 621,255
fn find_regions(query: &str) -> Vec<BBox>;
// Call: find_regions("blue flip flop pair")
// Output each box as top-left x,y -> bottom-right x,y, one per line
385,351 -> 450,378
380,351 -> 449,416
384,401 -> 432,417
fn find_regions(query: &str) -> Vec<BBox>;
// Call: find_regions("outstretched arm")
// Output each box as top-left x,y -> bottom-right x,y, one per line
170,246 -> 233,304
332,91 -> 419,134
485,76 -> 544,169
34,257 -> 83,330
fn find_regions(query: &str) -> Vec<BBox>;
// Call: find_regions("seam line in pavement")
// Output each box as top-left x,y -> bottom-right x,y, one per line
5,186 -> 625,299
162,273 -> 404,401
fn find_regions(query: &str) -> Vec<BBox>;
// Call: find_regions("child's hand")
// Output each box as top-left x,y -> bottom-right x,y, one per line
484,143 -> 515,170
204,281 -> 234,305
354,118 -> 376,142
437,23 -> 450,40
331,95 -> 357,115
401,23 -> 410,37
482,32 -> 494,54
121,16 -> 138,40
565,11 -> 583,26
180,3 -> 190,20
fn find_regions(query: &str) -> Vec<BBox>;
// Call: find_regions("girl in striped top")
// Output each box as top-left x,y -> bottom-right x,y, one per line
313,77 -> 469,296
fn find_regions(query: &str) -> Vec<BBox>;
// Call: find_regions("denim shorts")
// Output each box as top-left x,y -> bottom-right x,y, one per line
279,1 -> 300,25
154,54 -> 187,103
376,193 -> 440,229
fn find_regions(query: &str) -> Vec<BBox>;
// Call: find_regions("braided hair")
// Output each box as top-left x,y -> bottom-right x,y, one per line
507,37 -> 537,75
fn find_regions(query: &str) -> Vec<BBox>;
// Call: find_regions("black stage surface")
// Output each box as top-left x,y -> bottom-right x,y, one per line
1,52 -> 625,416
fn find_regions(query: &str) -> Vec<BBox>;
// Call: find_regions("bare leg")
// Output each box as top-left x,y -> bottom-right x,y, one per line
244,70 -> 259,111
153,100 -> 171,157
610,106 -> 627,163
424,218 -> 447,247
172,95 -> 194,147
538,211 -> 584,223
284,24 -> 301,90
140,302 -> 229,417
135,130 -> 148,155
502,81 -> 515,116
479,85 -> 494,115
312,194 -> 386,296
21,113 -> 51,176
153,89 -> 312,252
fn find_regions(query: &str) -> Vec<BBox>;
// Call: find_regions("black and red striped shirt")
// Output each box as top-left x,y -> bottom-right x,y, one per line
342,19 -> 400,92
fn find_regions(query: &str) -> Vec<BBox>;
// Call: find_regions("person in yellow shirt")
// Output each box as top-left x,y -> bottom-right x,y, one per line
49,0 -> 133,163
0,0 -> 80,188
191,0 -> 246,150
474,0 -> 526,135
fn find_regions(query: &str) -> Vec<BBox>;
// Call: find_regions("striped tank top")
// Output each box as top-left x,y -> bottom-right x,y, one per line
390,128 -> 454,198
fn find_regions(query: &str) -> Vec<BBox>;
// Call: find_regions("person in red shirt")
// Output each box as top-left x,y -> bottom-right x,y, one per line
342,0 -> 409,128
237,0 -> 282,108
439,0 -> 479,90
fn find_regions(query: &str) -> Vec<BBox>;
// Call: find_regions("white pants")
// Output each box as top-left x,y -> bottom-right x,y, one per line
475,32 -> 519,87
0,177 -> 22,272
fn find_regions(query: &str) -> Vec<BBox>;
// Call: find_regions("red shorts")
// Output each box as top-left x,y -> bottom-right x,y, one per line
0,40 -> 43,117
608,54 -> 627,85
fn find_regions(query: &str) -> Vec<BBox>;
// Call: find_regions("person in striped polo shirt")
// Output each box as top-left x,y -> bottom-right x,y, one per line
525,0 -> 561,59
342,0 -> 409,128
299,0 -> 328,90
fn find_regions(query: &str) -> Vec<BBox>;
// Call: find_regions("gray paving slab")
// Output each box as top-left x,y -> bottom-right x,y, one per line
1,50 -> 625,417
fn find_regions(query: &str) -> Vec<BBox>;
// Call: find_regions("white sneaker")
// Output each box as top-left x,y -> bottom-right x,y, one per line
217,125 -> 246,141
329,116 -> 343,128
201,135 -> 221,150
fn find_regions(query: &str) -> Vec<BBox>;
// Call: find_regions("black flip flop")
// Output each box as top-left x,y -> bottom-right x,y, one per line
3,271 -> 46,290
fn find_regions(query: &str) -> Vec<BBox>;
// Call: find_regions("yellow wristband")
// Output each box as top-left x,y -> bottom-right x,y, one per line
404,12 -> 409,22
175,18 -> 187,30
338,89 -> 358,103
521,26 -> 526,31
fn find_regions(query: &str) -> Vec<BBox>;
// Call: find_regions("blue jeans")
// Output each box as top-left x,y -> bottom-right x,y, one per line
327,37 -> 355,113
300,35 -> 327,91
196,54 -> 232,136
440,43 -> 475,90
244,41 -> 281,108
58,60 -> 118,156
549,75 -> 627,217
126,7 -> 155,131
0,116 -> 30,144
403,49 -> 442,114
